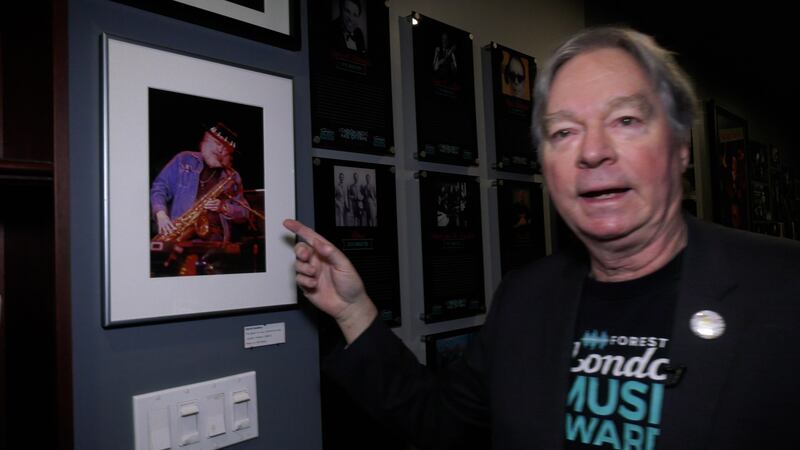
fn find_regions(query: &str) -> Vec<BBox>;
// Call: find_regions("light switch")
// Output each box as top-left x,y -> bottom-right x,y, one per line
206,393 -> 226,438
148,407 -> 171,450
133,371 -> 257,450
232,390 -> 251,431
178,401 -> 200,446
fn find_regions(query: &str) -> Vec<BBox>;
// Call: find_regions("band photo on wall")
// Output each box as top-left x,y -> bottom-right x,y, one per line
489,43 -> 538,172
103,35 -> 296,326
496,179 -> 546,275
411,13 -> 478,165
149,88 -> 266,278
308,0 -> 394,155
312,158 -> 401,326
418,171 -> 485,322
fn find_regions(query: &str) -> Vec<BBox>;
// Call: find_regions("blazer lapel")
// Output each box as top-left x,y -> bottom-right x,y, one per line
536,254 -> 587,448
658,218 -> 751,449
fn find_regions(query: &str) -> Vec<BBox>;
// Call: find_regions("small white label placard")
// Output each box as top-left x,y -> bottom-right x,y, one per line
244,322 -> 286,349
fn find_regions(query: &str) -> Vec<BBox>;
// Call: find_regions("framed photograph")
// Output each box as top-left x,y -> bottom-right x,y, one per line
102,35 -> 296,326
114,0 -> 300,50
424,326 -> 481,370
488,43 -> 538,173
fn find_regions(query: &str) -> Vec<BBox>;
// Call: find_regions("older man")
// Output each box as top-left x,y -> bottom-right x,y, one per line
284,27 -> 800,449
151,122 -> 248,242
150,122 -> 250,276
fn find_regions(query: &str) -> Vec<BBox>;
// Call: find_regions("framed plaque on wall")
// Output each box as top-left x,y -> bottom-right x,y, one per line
424,326 -> 482,370
312,157 -> 401,326
496,179 -> 546,275
489,43 -> 538,173
707,101 -> 750,230
308,0 -> 394,155
411,13 -> 478,166
418,171 -> 485,323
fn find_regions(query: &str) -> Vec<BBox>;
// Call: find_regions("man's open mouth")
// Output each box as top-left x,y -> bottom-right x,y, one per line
579,188 -> 631,199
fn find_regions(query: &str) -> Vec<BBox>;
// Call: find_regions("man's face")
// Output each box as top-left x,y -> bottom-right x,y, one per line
352,172 -> 359,183
541,48 -> 688,245
365,174 -> 371,184
200,132 -> 233,168
342,0 -> 359,34
506,58 -> 526,97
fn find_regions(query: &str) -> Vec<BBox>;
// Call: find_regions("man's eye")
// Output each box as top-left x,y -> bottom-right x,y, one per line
619,116 -> 639,126
550,129 -> 571,140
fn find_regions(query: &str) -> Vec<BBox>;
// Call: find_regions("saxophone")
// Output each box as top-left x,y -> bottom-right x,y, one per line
152,170 -> 236,244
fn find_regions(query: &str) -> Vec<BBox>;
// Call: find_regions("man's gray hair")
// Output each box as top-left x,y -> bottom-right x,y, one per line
532,27 -> 698,150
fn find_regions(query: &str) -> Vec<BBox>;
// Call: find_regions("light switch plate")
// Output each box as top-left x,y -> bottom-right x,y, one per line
133,371 -> 258,450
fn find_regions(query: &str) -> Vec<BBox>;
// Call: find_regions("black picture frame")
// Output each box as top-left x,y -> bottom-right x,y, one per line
114,0 -> 301,51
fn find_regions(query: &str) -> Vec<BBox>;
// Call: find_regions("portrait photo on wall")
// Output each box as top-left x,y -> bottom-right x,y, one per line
312,158 -> 401,327
424,326 -> 482,371
149,88 -> 266,278
707,101 -> 750,230
418,171 -> 485,323
103,35 -> 296,326
489,43 -> 538,173
496,180 -> 546,275
308,0 -> 394,155
411,13 -> 478,165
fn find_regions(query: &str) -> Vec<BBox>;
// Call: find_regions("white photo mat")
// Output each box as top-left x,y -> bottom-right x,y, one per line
174,0 -> 290,34
102,35 -> 296,326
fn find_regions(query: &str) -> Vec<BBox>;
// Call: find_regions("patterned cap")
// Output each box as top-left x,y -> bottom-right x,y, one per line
206,122 -> 238,151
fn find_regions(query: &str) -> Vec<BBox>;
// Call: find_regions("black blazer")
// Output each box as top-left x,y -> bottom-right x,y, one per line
325,217 -> 800,449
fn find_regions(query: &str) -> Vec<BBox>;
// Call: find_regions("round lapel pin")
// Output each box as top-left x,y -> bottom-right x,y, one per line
690,310 -> 726,339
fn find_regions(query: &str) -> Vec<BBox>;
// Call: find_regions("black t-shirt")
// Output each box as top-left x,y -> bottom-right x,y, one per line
564,253 -> 683,450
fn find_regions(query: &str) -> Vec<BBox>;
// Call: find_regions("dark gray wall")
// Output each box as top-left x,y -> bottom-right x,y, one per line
584,1 -> 797,182
68,0 -> 321,448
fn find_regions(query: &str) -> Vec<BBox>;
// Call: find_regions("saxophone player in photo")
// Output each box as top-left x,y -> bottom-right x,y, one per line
150,122 -> 250,275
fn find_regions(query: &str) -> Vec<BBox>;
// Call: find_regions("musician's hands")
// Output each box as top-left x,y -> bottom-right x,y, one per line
283,219 -> 377,344
203,199 -> 222,212
155,210 -> 176,235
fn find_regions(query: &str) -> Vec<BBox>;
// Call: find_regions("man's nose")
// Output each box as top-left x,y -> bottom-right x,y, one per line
578,124 -> 616,169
